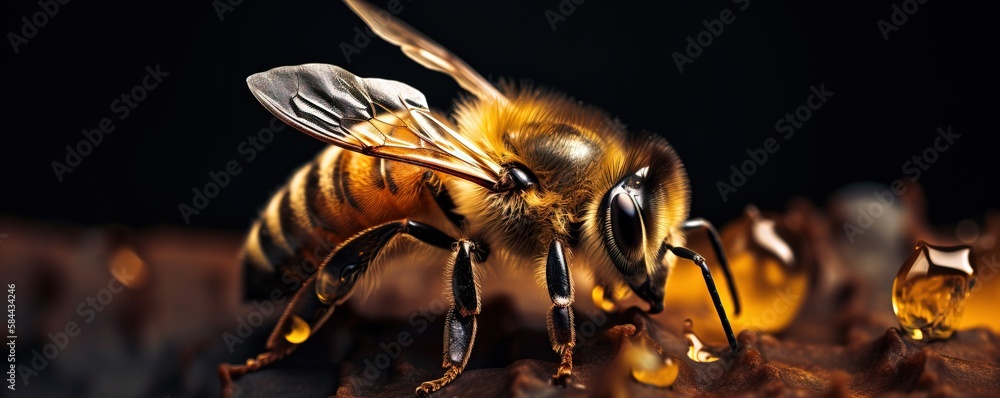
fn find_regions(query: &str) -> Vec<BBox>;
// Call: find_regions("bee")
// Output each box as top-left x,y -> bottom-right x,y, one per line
222,0 -> 742,395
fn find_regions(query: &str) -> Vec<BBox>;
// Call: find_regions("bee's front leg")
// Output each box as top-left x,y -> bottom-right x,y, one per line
545,238 -> 575,385
416,240 -> 481,397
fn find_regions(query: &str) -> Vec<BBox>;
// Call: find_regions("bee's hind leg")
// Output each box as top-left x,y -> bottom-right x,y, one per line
218,272 -> 335,397
416,240 -> 483,397
544,238 -> 576,386
221,219 -> 455,396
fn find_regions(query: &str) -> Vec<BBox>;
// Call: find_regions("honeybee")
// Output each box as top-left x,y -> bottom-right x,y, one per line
223,0 -> 742,395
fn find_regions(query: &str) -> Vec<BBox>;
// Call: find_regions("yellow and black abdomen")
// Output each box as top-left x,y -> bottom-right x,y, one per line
242,146 -> 432,300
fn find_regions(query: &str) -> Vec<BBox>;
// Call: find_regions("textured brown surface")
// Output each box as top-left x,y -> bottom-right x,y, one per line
226,303 -> 1000,397
223,200 -> 1000,397
2,192 -> 998,398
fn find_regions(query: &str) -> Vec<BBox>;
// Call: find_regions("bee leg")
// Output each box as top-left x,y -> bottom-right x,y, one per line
221,219 -> 455,394
416,240 -> 481,397
666,244 -> 740,355
218,273 -> 333,396
682,218 -> 742,315
545,239 -> 575,386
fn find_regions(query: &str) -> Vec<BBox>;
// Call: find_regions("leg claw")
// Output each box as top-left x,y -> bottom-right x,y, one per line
415,366 -> 461,396
415,382 -> 435,397
551,350 -> 573,387
551,371 -> 572,386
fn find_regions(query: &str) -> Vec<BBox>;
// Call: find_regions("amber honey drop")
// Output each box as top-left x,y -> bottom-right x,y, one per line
591,284 -> 631,313
283,314 -> 311,344
683,319 -> 719,362
627,347 -> 679,388
315,271 -> 339,305
663,206 -> 810,342
892,241 -> 975,341
109,247 -> 149,289
592,286 -> 616,312
727,207 -> 809,333
631,360 -> 678,388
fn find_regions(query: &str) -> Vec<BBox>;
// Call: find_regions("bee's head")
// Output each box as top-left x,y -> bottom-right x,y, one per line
583,135 -> 690,313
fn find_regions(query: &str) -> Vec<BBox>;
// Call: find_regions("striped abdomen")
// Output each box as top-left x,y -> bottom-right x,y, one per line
242,146 -> 435,299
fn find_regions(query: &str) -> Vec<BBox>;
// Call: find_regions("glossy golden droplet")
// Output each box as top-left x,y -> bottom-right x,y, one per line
892,241 -> 975,341
591,284 -> 631,313
612,283 -> 632,300
592,286 -> 617,312
283,314 -> 311,344
683,319 -> 719,362
734,207 -> 808,332
315,271 -> 338,304
109,247 -> 148,289
627,345 -> 678,388
663,206 -> 810,342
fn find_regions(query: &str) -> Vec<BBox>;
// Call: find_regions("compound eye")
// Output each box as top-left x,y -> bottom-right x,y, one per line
609,192 -> 645,263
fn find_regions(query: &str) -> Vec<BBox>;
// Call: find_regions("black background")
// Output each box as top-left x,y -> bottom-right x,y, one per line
2,0 -> 997,232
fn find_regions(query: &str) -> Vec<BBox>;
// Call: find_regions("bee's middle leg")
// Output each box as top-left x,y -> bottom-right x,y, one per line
416,240 -> 482,397
545,239 -> 576,385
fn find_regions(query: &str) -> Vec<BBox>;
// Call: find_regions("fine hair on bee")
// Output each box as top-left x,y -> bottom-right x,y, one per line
221,1 -> 743,396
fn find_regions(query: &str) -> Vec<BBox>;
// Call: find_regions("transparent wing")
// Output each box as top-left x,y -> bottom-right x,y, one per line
247,63 -> 503,189
343,0 -> 507,104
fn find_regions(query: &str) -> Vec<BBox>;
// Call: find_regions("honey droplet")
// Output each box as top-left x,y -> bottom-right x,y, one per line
315,271 -> 340,304
591,284 -> 631,313
683,319 -> 719,362
109,247 -> 148,289
283,314 -> 311,344
892,241 -> 975,341
611,283 -> 632,300
628,345 -> 678,388
592,285 -> 617,312
664,206 -> 810,341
